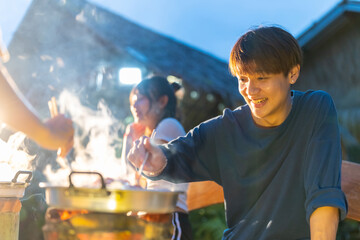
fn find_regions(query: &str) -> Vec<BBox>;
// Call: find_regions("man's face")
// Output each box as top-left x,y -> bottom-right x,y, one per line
237,70 -> 295,127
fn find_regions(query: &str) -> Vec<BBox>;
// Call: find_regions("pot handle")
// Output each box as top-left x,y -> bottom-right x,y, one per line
12,171 -> 33,183
69,171 -> 106,190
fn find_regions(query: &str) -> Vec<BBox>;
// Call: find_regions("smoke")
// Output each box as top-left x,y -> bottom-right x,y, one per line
0,132 -> 35,182
43,90 -> 128,186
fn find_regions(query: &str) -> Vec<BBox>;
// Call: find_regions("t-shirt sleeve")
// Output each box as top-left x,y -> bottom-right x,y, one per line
149,114 -> 223,184
303,92 -> 348,222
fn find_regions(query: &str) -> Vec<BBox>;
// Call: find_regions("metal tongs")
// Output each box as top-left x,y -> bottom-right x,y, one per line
135,131 -> 154,186
136,152 -> 149,186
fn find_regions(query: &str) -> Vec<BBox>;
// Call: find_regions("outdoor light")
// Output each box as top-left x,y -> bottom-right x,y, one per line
190,90 -> 200,100
167,75 -> 185,100
96,72 -> 103,90
119,67 -> 141,85
167,75 -> 182,85
206,93 -> 215,102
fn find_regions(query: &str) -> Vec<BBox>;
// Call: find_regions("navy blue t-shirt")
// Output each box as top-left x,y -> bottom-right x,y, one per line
154,90 -> 348,240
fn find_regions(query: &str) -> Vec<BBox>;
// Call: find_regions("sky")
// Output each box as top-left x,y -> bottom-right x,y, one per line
0,0 -> 341,61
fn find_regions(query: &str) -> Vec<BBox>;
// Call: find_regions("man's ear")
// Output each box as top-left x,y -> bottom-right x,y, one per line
289,64 -> 300,84
158,95 -> 169,109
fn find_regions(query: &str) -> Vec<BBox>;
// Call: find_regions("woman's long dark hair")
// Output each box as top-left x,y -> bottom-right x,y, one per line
130,76 -> 181,121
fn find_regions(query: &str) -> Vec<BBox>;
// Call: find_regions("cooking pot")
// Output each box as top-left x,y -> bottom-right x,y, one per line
0,171 -> 32,240
40,171 -> 181,214
0,171 -> 33,198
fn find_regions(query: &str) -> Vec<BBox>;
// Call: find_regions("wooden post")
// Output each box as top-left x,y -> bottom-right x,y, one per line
187,181 -> 224,211
341,160 -> 360,221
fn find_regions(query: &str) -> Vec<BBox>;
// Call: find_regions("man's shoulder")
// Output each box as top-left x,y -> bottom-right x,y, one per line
296,90 -> 333,103
203,105 -> 249,125
294,90 -> 336,123
295,90 -> 335,111
196,105 -> 249,134
223,104 -> 249,118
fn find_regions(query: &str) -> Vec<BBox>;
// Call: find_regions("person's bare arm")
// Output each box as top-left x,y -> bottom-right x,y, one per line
310,206 -> 339,240
0,65 -> 73,156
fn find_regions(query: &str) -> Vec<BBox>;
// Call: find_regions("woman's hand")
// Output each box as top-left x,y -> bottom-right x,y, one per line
126,123 -> 146,141
127,136 -> 167,176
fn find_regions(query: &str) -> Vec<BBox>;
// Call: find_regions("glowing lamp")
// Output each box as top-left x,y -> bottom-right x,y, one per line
119,68 -> 141,85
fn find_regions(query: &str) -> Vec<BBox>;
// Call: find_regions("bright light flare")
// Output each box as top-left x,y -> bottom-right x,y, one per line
0,28 -> 10,63
119,68 -> 141,85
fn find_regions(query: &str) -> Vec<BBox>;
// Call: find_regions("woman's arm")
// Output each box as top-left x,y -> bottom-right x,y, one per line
121,123 -> 146,162
121,123 -> 147,186
310,206 -> 339,240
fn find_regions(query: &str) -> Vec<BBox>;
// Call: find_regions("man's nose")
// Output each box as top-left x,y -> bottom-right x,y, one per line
246,80 -> 260,95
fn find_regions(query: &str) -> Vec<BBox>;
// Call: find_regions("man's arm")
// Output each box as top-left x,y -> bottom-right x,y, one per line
310,206 -> 339,240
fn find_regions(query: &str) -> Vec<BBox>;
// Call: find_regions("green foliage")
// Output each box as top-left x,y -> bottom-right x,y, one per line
19,194 -> 47,240
346,145 -> 360,163
189,204 -> 360,240
189,204 -> 227,240
337,219 -> 360,240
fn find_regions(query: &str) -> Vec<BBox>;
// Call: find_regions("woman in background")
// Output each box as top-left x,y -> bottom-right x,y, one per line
121,76 -> 192,240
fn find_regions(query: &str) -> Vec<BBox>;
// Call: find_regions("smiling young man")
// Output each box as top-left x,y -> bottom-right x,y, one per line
127,26 -> 347,239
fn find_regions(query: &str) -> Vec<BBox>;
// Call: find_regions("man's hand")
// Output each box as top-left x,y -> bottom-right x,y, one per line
310,206 -> 339,240
127,136 -> 167,176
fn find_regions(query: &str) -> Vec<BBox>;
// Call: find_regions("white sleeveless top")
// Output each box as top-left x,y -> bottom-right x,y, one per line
146,118 -> 189,212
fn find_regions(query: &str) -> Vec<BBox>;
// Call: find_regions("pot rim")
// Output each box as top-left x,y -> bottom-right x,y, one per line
39,171 -> 182,213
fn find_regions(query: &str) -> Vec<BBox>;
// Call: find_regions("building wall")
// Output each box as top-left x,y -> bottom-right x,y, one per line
294,15 -> 360,160
5,0 -> 147,121
295,16 -> 360,109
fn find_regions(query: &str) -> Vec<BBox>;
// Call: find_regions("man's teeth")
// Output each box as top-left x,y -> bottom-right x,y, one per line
252,98 -> 267,104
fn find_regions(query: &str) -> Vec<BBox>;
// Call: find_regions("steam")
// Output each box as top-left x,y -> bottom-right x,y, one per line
0,132 -> 34,182
43,90 -> 127,186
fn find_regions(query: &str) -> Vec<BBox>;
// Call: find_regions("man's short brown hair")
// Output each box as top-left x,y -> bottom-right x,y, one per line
229,26 -> 302,77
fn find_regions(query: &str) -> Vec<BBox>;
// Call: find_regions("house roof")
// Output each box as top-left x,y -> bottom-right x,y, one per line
297,0 -> 360,49
12,0 -> 241,103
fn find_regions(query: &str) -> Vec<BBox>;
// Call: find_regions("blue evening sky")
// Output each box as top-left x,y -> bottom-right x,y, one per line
0,0 -> 340,61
